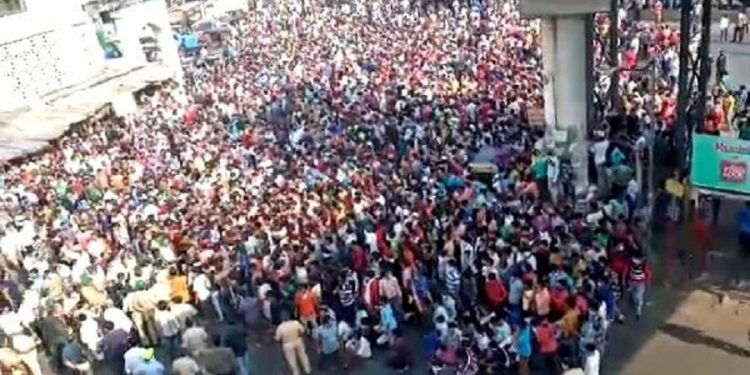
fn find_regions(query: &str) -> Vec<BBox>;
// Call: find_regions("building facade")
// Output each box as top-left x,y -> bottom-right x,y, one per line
0,0 -> 107,112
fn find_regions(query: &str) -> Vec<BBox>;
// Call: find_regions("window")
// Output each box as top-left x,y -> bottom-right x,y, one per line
0,0 -> 25,17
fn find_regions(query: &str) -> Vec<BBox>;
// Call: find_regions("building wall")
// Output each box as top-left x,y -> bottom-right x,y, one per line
111,0 -> 183,81
0,0 -> 106,111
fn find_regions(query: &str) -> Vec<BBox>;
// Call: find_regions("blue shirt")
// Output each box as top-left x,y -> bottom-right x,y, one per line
423,330 -> 440,358
124,347 -> 147,374
61,342 -> 85,365
508,278 -> 524,305
133,360 -> 165,375
380,303 -> 398,332
316,323 -> 339,354
596,284 -> 616,315
515,327 -> 532,358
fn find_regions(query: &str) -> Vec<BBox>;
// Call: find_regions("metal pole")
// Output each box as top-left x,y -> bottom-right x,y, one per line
695,0 -> 712,130
609,0 -> 620,112
647,61 -> 657,257
586,14 -> 596,129
675,0 -> 692,170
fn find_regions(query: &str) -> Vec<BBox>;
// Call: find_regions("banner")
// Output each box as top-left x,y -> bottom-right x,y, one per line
691,133 -> 750,194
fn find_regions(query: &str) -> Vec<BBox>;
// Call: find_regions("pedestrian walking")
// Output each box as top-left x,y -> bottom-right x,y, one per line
275,314 -> 312,375
314,314 -> 340,371
733,12 -> 748,42
721,15 -> 730,42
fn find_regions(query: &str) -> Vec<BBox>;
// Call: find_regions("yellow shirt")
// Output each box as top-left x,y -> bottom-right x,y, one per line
723,96 -> 735,118
560,309 -> 580,338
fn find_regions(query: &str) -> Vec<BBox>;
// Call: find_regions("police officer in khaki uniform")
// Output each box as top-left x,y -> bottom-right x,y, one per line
274,313 -> 311,375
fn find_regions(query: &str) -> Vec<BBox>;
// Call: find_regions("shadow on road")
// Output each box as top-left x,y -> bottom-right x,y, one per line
659,323 -> 750,358
603,197 -> 750,374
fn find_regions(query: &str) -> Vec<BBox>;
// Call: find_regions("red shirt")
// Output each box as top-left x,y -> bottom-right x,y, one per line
661,98 -> 676,124
550,288 -> 569,313
623,50 -> 637,69
350,245 -> 367,274
575,294 -> 589,315
364,278 -> 380,309
535,323 -> 558,354
375,225 -> 394,260
610,251 -> 629,276
485,279 -> 507,307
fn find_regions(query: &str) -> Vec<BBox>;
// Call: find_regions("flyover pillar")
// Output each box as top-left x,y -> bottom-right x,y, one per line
521,0 -> 609,195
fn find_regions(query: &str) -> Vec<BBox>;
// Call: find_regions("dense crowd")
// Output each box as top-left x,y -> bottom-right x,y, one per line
0,0 -> 660,375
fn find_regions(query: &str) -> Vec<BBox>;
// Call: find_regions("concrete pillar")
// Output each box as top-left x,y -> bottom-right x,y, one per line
540,19 -> 557,129
540,16 -> 591,195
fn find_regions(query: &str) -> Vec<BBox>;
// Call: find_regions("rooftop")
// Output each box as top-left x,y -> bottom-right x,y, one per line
0,61 -> 173,161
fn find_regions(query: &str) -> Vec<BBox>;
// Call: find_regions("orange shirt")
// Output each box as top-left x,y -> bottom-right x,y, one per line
169,275 -> 191,303
295,290 -> 317,318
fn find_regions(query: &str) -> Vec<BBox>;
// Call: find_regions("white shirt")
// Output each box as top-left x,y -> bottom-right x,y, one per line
171,356 -> 201,375
584,350 -> 601,375
547,156 -> 560,183
0,312 -> 24,335
629,37 -> 640,54
720,16 -> 730,29
0,229 -> 22,265
627,179 -> 640,199
338,321 -> 353,341
591,140 -> 610,166
364,231 -> 378,253
103,307 -> 134,333
597,302 -> 609,332
79,318 -> 101,352
171,303 -> 198,330
354,336 -> 372,358
18,220 -> 35,248
155,309 -> 181,338
192,273 -> 212,302
17,290 -> 39,327
258,283 -> 272,300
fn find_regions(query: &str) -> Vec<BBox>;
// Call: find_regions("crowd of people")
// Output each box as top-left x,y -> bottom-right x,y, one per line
0,0 -> 663,374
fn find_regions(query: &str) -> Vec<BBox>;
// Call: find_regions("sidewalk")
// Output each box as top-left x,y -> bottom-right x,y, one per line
610,288 -> 750,375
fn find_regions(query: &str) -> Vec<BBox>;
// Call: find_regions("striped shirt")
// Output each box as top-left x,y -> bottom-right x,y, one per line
339,275 -> 358,306
445,265 -> 461,296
